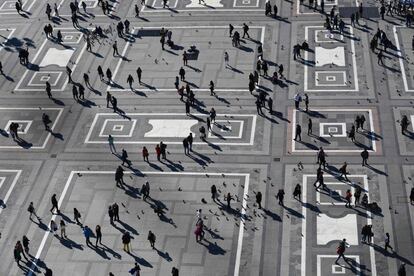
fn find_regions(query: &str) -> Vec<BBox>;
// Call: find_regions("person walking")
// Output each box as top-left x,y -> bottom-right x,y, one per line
60,220 -> 67,238
308,118 -> 313,136
242,23 -> 250,38
354,186 -> 362,205
335,239 -> 349,263
122,231 -> 131,253
256,191 -> 262,209
50,220 -> 58,233
142,146 -> 149,162
113,41 -> 119,56
160,141 -> 167,159
108,134 -> 116,153
136,67 -> 142,84
304,93 -> 309,112
225,192 -> 233,208
293,184 -> 301,201
113,202 -> 120,222
96,225 -> 102,246
129,263 -> 141,276
345,189 -> 352,208
377,50 -> 384,66
211,184 -> 217,201
224,52 -> 229,68
50,194 -> 59,214
108,205 -> 114,225
127,74 -> 134,90
276,189 -> 285,206
410,187 -> 414,205
384,232 -> 393,252
27,202 -> 38,220
98,65 -> 104,81
183,138 -> 189,155
155,144 -> 161,161
179,67 -> 185,81
361,149 -> 369,166
187,133 -> 193,152
121,149 -> 131,167
339,162 -> 349,182
22,236 -> 30,256
83,225 -> 93,247
172,267 -> 179,276
74,208 -> 82,225
147,230 -> 156,249
294,124 -> 302,141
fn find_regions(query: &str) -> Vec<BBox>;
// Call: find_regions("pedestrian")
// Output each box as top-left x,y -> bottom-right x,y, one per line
294,93 -> 301,109
224,51 -> 229,68
361,149 -> 369,166
410,187 -> 414,205
206,117 -> 211,131
0,61 -> 3,75
273,3 -> 278,17
50,194 -> 59,214
155,144 -> 161,161
142,146 -> 149,162
72,85 -> 79,101
211,184 -> 217,201
256,191 -> 262,209
187,133 -> 193,151
226,192 -> 233,208
98,65 -> 104,81
106,68 -> 112,83
136,67 -> 142,84
293,183 -> 301,201
401,115 -> 410,135
79,82 -> 86,98
360,114 -> 366,130
377,50 -> 384,66
27,202 -> 38,220
106,92 -> 112,108
194,223 -> 203,242
314,169 -> 325,190
276,189 -> 285,206
108,134 -> 116,153
183,138 -> 189,155
242,23 -> 250,38
129,263 -> 141,276
113,202 -> 119,221
185,100 -> 190,115
108,205 -> 114,224
60,220 -> 67,238
160,141 -> 167,159
348,125 -> 356,142
172,267 -> 179,276
15,240 -> 28,261
179,67 -> 185,81
304,93 -> 309,112
229,24 -> 234,37
14,245 -> 22,265
148,230 -> 156,249
45,81 -> 52,98
335,239 -> 349,263
317,147 -> 327,169
113,41 -> 119,56
183,51 -> 188,66
96,225 -> 102,246
50,220 -> 58,233
384,232 -> 393,252
268,97 -> 273,114
127,74 -> 134,90
398,263 -> 406,276
354,186 -> 362,205
112,96 -> 118,112
135,4 -> 140,17
66,66 -> 73,83
308,118 -> 313,136
345,189 -> 352,208
83,225 -> 93,246
122,231 -> 131,253
294,124 -> 302,141
121,149 -> 131,167
209,80 -> 215,96
74,208 -> 82,225
22,236 -> 30,255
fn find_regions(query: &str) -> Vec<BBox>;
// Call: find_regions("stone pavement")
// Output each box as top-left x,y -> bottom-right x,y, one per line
0,0 -> 413,276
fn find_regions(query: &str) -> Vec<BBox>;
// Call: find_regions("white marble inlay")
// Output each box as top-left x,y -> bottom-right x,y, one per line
144,119 -> 197,137
39,48 -> 75,67
317,214 -> 358,245
315,46 -> 345,67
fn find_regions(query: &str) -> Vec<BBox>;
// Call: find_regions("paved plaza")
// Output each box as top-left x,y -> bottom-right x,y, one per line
0,0 -> 414,276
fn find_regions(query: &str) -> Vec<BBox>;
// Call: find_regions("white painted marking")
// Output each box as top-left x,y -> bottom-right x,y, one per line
144,119 -> 198,137
317,214 -> 358,245
291,109 -> 376,153
186,0 -> 224,8
98,119 -> 137,138
315,47 -> 346,67
304,26 -> 359,92
208,120 -> 244,139
86,113 -> 256,146
28,72 -> 62,87
39,48 -> 75,67
0,108 -> 63,149
319,122 -> 346,138
315,71 -> 347,87
393,26 -> 413,92
0,170 -> 22,216
4,120 -> 33,134
28,171 -> 250,276
317,255 -> 361,276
